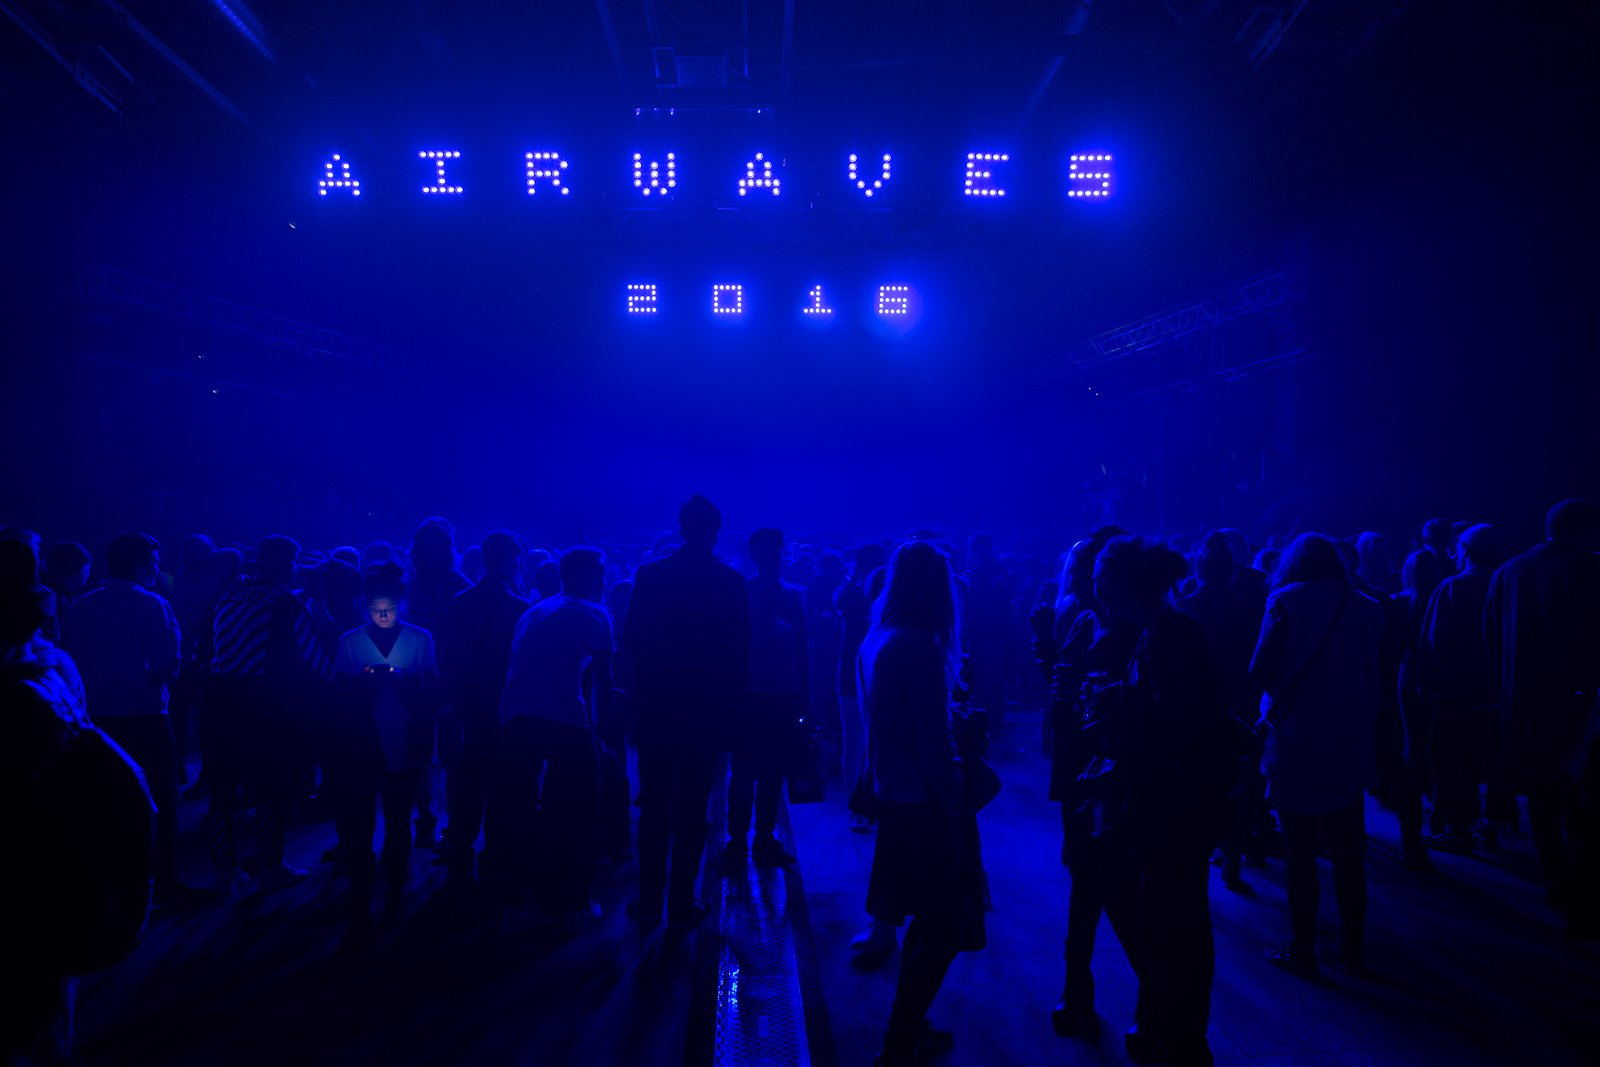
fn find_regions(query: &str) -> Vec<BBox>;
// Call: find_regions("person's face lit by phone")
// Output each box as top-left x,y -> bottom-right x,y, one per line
368,596 -> 399,629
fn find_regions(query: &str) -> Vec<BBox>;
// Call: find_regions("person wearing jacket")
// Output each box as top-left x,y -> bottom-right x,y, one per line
1251,533 -> 1385,976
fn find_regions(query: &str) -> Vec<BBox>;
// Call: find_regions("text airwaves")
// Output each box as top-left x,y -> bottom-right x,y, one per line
313,146 -> 1115,204
626,283 -> 917,323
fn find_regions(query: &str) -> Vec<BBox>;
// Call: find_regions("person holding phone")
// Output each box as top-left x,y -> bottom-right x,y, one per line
332,562 -> 440,924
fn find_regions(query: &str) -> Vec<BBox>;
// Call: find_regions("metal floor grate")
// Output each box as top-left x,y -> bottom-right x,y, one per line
713,815 -> 812,1067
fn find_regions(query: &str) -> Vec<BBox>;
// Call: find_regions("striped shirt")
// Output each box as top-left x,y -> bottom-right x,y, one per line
211,579 -> 333,682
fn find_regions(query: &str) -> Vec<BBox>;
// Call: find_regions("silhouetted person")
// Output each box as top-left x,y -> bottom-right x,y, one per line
166,535 -> 217,781
332,563 -> 440,922
2,586 -> 153,1065
861,542 -> 985,1067
207,535 -> 331,893
1033,526 -> 1128,1035
1252,534 -> 1385,976
63,533 -> 193,905
1181,532 -> 1268,888
805,550 -> 845,751
963,532 -> 1012,728
533,559 -> 563,602
838,542 -> 887,833
488,548 -> 613,924
2,529 -> 58,643
1072,538 -> 1228,1064
185,546 -> 242,801
1393,548 -> 1446,855
1405,517 -> 1456,601
1051,525 -> 1126,646
1485,499 -> 1600,935
42,541 -> 91,611
721,529 -> 807,870
438,531 -> 528,878
1180,533 -> 1259,720
1356,531 -> 1397,594
1416,524 -> 1502,851
600,576 -> 636,863
623,495 -> 750,931
407,517 -> 470,850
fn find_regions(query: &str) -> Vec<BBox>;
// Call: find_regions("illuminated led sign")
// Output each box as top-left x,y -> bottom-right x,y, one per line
849,153 -> 891,198
419,149 -> 463,195
619,282 -> 917,324
1067,153 -> 1114,198
525,151 -> 569,195
313,146 -> 1118,203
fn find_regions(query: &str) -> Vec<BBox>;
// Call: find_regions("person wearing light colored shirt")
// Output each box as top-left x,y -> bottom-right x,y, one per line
488,548 -> 613,921
64,533 -> 188,900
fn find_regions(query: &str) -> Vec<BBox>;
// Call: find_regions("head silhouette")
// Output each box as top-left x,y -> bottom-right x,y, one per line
1546,499 -> 1600,549
44,542 -> 92,598
749,528 -> 783,576
1195,531 -> 1234,591
559,547 -> 606,602
1093,537 -> 1186,625
1273,533 -> 1348,590
1422,518 -> 1451,554
412,517 -> 458,574
1455,524 -> 1501,573
106,533 -> 161,589
256,536 -> 300,587
875,541 -> 959,667
481,531 -> 523,582
679,494 -> 722,551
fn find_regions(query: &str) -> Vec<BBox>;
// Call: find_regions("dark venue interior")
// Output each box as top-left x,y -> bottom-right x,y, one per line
2,1 -> 1597,1065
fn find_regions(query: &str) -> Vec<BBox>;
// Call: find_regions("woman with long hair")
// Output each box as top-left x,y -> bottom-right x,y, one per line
1252,533 -> 1385,975
859,541 -> 986,1066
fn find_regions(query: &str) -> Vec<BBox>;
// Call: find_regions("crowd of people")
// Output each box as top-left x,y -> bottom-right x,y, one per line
3,494 -> 1598,1066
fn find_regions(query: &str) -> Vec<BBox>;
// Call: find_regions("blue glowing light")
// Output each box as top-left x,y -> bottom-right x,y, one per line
318,153 -> 360,197
712,284 -> 745,315
419,150 -> 463,195
633,152 -> 677,197
876,284 -> 911,317
848,153 -> 891,198
525,151 -> 570,195
737,153 -> 780,197
1067,153 -> 1115,198
964,151 -> 1008,198
803,285 -> 835,316
626,283 -> 658,315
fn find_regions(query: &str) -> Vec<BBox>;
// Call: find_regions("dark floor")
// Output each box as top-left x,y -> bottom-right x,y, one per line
76,757 -> 711,1067
789,708 -> 1600,1067
76,708 -> 1600,1066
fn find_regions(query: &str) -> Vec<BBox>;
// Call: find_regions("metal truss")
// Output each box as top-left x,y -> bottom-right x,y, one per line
1126,346 -> 1315,402
1053,269 -> 1295,375
81,265 -> 376,364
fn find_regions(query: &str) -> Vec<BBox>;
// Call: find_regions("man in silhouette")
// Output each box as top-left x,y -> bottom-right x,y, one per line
438,531 -> 527,878
491,547 -> 613,922
1486,500 -> 1600,935
721,528 -> 806,870
623,495 -> 750,930
64,532 -> 194,905
208,535 -> 331,893
407,518 -> 471,850
1417,524 -> 1501,851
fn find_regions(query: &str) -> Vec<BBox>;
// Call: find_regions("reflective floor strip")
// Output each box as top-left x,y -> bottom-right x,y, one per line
714,816 -> 811,1067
